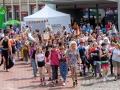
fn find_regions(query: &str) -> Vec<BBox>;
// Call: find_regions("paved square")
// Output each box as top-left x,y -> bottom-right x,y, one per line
0,60 -> 82,90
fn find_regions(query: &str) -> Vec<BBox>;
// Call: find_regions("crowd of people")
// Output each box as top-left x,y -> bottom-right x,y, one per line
0,18 -> 120,88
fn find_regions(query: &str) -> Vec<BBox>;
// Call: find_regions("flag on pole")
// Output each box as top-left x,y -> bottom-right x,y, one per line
0,6 -> 6,29
76,24 -> 79,35
0,12 -> 4,29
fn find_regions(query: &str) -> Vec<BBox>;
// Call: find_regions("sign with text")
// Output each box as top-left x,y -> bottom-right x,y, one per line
43,32 -> 50,40
51,24 -> 62,34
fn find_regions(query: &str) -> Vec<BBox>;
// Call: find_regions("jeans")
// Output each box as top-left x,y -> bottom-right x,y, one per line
94,61 -> 101,75
51,65 -> 58,80
60,62 -> 68,82
24,50 -> 28,62
31,59 -> 37,76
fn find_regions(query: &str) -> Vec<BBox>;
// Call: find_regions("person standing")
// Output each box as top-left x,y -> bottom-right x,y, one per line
36,47 -> 46,86
10,37 -> 16,63
100,43 -> 109,81
92,42 -> 102,77
24,41 -> 29,64
45,46 -> 52,81
0,36 -> 14,72
78,40 -> 88,76
59,45 -> 68,86
66,41 -> 82,87
30,43 -> 37,79
112,43 -> 120,81
49,45 -> 60,87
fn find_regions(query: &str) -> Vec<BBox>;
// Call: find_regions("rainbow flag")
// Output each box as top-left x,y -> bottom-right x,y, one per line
0,6 -> 6,29
76,24 -> 79,35
90,64 -> 94,71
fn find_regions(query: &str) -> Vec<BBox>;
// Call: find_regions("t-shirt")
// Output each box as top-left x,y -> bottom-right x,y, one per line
0,33 -> 4,39
10,39 -> 15,47
112,48 -> 120,62
78,46 -> 86,56
50,50 -> 59,65
36,54 -> 44,62
86,27 -> 92,34
31,50 -> 36,59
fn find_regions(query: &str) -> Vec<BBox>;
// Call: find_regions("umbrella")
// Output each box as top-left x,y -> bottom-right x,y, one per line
4,20 -> 20,26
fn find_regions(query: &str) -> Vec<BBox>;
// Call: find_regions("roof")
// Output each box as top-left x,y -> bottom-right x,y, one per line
24,5 -> 69,21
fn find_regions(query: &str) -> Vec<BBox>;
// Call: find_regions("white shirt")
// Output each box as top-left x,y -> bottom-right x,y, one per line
36,54 -> 44,62
84,36 -> 88,41
25,28 -> 29,33
0,33 -> 4,39
112,48 -> 120,62
99,40 -> 103,45
16,28 -> 19,34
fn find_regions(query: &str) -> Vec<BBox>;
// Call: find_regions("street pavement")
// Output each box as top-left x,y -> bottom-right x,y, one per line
79,72 -> 120,90
0,60 -> 120,90
0,60 -> 82,90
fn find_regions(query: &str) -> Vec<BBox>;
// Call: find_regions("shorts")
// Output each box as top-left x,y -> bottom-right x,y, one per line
112,60 -> 120,68
94,61 -> 101,65
37,61 -> 45,67
101,60 -> 109,68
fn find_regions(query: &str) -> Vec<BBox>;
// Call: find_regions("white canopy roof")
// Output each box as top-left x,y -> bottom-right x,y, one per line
24,5 -> 70,21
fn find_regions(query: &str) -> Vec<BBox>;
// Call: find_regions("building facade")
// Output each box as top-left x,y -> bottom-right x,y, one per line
0,0 -> 45,21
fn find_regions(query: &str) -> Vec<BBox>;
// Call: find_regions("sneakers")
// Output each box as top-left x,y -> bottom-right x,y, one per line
43,82 -> 46,86
114,76 -> 117,81
39,83 -> 43,86
51,82 -> 55,87
26,62 -> 28,64
48,78 -> 51,81
75,80 -> 78,85
56,80 -> 58,84
80,72 -> 83,76
73,82 -> 76,88
99,74 -> 102,77
62,82 -> 65,86
103,77 -> 106,82
105,76 -> 108,80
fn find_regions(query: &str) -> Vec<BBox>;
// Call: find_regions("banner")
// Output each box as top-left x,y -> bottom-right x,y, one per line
51,24 -> 62,34
0,6 -> 6,29
0,12 -> 4,29
43,32 -> 50,40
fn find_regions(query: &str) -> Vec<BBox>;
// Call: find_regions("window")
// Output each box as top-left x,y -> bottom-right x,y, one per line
14,6 -> 20,20
7,6 -> 12,20
31,5 -> 36,14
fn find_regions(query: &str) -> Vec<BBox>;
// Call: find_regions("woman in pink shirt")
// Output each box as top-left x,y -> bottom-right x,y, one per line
49,44 -> 60,87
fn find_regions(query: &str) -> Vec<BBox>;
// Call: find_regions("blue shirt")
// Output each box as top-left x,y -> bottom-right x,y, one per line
78,46 -> 86,51
82,25 -> 86,31
101,28 -> 106,34
86,27 -> 92,34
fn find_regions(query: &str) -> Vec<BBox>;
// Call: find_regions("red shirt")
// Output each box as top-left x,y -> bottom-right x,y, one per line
106,24 -> 111,31
50,50 -> 60,65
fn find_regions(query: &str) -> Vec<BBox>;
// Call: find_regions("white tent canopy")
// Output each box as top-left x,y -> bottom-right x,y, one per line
24,5 -> 71,33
